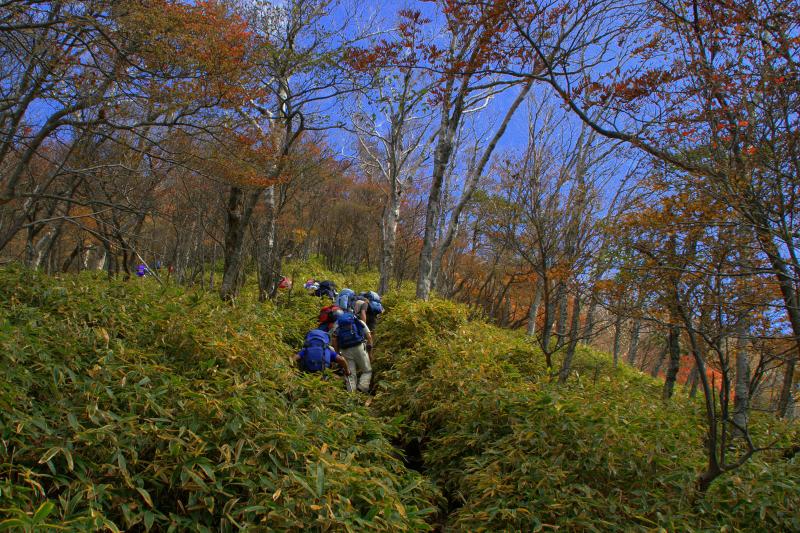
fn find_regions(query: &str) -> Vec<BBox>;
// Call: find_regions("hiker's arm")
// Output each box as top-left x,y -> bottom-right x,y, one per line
335,354 -> 351,375
365,330 -> 373,359
331,336 -> 339,353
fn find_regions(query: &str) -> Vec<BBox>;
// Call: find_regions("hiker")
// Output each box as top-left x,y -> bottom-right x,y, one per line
355,291 -> 383,332
315,280 -> 337,300
295,328 -> 350,376
317,305 -> 342,332
330,311 -> 373,393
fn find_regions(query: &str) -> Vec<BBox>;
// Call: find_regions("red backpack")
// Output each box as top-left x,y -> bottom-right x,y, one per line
318,305 -> 342,325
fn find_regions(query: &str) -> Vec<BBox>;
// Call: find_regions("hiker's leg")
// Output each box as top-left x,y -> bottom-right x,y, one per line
354,345 -> 372,393
342,352 -> 358,392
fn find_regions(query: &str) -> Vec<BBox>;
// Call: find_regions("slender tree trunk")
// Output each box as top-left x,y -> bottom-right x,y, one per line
417,109 -> 461,300
102,238 -> 114,279
626,318 -> 642,366
417,78 -> 469,300
540,280 -> 557,369
558,292 -> 582,384
662,325 -> 681,400
379,182 -> 401,295
430,80 -> 533,280
209,243 -> 217,290
38,219 -> 66,270
555,283 -> 569,350
612,314 -> 624,368
583,294 -> 597,342
416,154 -> 447,300
688,364 -> 700,398
778,358 -> 796,418
258,186 -> 278,302
733,331 -> 750,437
651,343 -> 669,378
61,239 -> 83,273
24,220 -> 41,267
527,278 -> 543,337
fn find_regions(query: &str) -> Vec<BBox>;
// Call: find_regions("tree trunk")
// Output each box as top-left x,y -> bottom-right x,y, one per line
258,186 -> 278,302
416,151 -> 447,300
209,243 -> 217,290
733,332 -> 750,437
220,187 -> 260,301
102,238 -> 115,279
61,239 -> 83,273
379,181 -> 401,295
558,292 -> 582,384
662,325 -> 681,400
650,342 -> 669,378
778,357 -> 797,418
540,280 -> 557,369
416,77 -> 469,300
626,318 -> 642,366
583,295 -> 597,343
612,314 -> 624,368
38,220 -> 66,270
430,80 -> 533,281
688,364 -> 700,398
555,283 -> 569,350
526,278 -> 543,337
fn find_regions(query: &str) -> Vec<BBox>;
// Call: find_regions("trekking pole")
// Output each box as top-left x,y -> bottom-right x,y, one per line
345,366 -> 354,393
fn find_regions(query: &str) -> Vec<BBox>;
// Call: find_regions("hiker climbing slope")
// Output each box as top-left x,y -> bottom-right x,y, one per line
330,311 -> 372,393
354,290 -> 383,332
295,328 -> 350,376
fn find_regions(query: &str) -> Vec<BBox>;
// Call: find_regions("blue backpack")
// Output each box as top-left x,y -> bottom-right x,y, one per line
336,313 -> 365,349
336,288 -> 356,311
361,291 -> 384,315
299,329 -> 333,372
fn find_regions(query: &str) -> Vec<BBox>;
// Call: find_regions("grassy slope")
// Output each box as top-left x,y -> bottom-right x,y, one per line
0,264 -> 438,531
1,262 -> 798,532
373,296 -> 800,532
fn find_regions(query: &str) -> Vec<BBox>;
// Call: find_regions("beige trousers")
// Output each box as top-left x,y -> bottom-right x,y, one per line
341,343 -> 371,393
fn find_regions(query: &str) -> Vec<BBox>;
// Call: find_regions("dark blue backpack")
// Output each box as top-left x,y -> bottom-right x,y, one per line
299,329 -> 332,372
315,280 -> 337,300
336,313 -> 365,349
361,291 -> 384,315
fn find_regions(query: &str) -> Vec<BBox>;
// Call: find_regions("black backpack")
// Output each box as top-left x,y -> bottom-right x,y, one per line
315,280 -> 337,299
